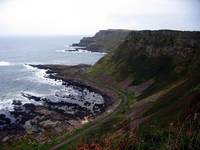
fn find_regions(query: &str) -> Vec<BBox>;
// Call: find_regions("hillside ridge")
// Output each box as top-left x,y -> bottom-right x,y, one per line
72,29 -> 131,52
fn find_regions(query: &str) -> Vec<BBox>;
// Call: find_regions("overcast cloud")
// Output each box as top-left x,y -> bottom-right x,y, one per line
0,0 -> 199,36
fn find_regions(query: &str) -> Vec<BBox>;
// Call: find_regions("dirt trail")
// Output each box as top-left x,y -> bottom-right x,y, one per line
49,87 -> 125,150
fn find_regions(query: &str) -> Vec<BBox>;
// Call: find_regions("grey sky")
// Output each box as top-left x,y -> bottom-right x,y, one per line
0,0 -> 199,36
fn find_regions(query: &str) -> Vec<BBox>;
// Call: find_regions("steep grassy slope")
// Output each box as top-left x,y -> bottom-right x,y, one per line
90,30 -> 200,118
85,30 -> 200,149
90,30 -> 199,80
90,30 -> 200,94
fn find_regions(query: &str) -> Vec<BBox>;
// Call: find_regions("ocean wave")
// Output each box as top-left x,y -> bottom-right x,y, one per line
0,61 -> 13,66
55,49 -> 66,53
55,49 -> 106,55
0,92 -> 43,120
77,49 -> 107,55
23,64 -> 63,86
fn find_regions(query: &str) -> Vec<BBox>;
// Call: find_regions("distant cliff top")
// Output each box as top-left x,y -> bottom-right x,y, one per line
72,29 -> 131,52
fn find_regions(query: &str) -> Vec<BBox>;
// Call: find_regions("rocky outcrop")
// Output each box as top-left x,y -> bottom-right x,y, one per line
72,29 -> 131,52
0,65 -> 112,143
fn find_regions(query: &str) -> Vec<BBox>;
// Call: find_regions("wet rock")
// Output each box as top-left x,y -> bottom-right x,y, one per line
24,120 -> 39,134
84,101 -> 91,106
12,100 -> 22,106
35,107 -> 52,116
23,103 -> 36,111
0,114 -> 11,126
39,120 -> 59,128
2,136 -> 11,143
21,93 -> 42,102
0,66 -> 112,144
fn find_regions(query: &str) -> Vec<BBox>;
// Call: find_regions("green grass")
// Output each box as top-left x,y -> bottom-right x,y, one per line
133,124 -> 199,150
55,91 -> 135,150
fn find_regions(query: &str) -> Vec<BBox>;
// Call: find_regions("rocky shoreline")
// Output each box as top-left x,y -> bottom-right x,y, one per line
0,64 -> 112,144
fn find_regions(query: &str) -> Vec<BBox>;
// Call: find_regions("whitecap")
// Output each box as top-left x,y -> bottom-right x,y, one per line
78,49 -> 107,55
0,92 -> 43,120
78,49 -> 90,53
0,61 -> 13,66
55,49 -> 66,53
23,64 -> 63,86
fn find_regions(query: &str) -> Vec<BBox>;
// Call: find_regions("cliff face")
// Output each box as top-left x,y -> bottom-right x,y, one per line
72,29 -> 131,52
91,30 -> 200,83
87,30 -> 200,149
90,29 -> 200,126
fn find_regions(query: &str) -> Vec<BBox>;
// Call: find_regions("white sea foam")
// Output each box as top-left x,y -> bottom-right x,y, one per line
57,45 -> 106,54
23,64 -> 63,86
0,99 -> 14,112
76,49 -> 107,55
55,49 -> 66,53
0,64 -> 62,117
0,61 -> 13,66
0,92 -> 43,118
55,48 -> 106,55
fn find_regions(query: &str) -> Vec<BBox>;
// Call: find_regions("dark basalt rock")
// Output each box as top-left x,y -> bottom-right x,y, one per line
0,114 -> 11,127
93,104 -> 105,114
84,101 -> 91,107
23,103 -> 36,110
21,93 -> 42,102
0,64 -> 112,143
0,74 -> 111,143
12,100 -> 22,106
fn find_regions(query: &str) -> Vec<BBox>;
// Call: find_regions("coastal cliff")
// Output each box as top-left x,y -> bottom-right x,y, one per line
3,30 -> 200,150
86,30 -> 200,149
91,30 -> 200,83
72,29 -> 131,52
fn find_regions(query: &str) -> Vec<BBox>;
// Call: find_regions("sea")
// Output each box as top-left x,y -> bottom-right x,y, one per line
0,36 -> 105,117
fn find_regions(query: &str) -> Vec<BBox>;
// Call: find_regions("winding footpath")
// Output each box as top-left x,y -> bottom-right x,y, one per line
49,78 -> 127,150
